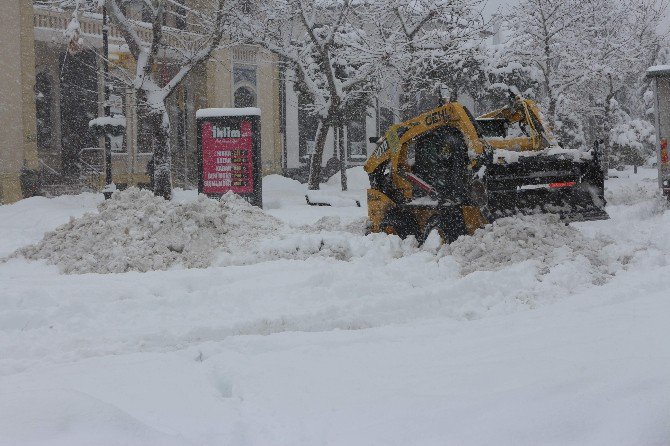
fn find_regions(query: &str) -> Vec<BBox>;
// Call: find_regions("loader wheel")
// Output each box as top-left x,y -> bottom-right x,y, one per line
421,209 -> 468,245
379,211 -> 419,240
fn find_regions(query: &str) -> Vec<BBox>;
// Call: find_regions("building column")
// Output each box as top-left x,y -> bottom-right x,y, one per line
205,48 -> 232,109
0,0 -> 38,204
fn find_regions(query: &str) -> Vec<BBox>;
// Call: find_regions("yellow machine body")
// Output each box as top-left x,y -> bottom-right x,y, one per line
364,95 -> 607,244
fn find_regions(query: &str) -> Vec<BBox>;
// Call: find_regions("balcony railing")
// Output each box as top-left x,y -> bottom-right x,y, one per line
33,5 -> 202,52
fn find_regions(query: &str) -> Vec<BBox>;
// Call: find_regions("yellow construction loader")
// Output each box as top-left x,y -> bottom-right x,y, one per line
364,94 -> 607,243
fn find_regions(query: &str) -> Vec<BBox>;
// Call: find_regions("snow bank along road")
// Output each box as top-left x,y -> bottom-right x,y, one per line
0,167 -> 669,445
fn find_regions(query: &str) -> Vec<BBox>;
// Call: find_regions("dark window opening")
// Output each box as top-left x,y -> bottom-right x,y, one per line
59,50 -> 98,177
234,86 -> 256,108
298,93 -> 318,161
410,126 -> 468,199
175,0 -> 187,30
240,0 -> 253,14
233,66 -> 257,87
347,113 -> 367,160
35,71 -> 53,154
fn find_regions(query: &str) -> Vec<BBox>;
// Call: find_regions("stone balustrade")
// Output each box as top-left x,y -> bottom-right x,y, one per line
33,5 -> 201,52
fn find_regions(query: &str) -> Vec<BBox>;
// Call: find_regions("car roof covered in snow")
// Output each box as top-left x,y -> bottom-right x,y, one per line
196,107 -> 261,118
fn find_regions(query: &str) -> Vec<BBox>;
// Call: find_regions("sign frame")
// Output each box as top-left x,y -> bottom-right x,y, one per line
646,66 -> 670,197
196,108 -> 262,207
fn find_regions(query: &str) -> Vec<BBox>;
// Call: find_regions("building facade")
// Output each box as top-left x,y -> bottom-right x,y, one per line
0,0 -> 40,204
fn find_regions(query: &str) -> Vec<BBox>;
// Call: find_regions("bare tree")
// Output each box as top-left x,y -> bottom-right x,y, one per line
375,0 -> 488,116
238,0 -> 388,190
580,0 -> 667,138
39,0 -> 229,199
502,0 -> 588,125
503,0 -> 668,161
103,0 -> 227,199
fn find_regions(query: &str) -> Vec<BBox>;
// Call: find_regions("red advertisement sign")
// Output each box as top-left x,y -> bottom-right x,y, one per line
201,120 -> 254,194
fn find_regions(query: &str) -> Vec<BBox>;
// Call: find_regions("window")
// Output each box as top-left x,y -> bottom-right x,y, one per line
35,71 -> 52,153
347,113 -> 367,160
234,86 -> 256,108
411,127 -> 467,196
240,0 -> 253,14
233,65 -> 257,108
109,92 -> 126,153
59,50 -> 98,176
233,65 -> 257,87
298,96 -> 318,161
175,0 -> 187,30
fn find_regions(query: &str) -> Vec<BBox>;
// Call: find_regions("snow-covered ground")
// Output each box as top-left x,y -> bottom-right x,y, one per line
0,167 -> 668,446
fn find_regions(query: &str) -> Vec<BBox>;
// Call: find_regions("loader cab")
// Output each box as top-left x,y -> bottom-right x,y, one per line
476,118 -> 508,138
407,126 -> 469,200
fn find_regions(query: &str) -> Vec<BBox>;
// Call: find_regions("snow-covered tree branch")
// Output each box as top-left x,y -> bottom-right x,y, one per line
503,0 -> 669,162
38,0 -> 230,198
236,0 -> 389,189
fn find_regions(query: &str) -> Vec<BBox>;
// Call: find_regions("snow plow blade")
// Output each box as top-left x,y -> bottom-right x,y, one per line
485,154 -> 609,223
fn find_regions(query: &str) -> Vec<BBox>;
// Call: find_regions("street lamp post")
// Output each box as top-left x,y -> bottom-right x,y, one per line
102,6 -> 114,199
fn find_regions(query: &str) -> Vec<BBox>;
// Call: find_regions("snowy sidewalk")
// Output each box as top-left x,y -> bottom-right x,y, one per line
0,167 -> 668,445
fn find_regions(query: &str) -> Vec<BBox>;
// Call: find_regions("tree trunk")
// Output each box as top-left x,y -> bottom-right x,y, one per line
449,87 -> 458,102
338,126 -> 347,191
307,120 -> 331,190
600,90 -> 616,180
146,108 -> 172,199
548,96 -> 557,124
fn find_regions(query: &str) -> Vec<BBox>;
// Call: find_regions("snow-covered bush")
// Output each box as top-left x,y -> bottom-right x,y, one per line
553,112 -> 587,151
609,119 -> 656,167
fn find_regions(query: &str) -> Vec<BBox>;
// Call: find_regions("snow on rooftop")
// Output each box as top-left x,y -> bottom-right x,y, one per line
196,107 -> 261,118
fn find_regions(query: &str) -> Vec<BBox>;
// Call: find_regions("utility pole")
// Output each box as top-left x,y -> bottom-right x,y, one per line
102,6 -> 114,199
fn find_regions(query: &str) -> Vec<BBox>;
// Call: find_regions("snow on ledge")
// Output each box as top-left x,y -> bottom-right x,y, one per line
646,65 -> 670,76
89,116 -> 126,128
196,107 -> 261,118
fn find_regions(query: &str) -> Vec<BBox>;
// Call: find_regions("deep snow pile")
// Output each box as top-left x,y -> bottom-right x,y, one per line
17,188 -> 287,274
250,231 -> 420,264
450,214 -> 613,280
605,177 -> 660,205
14,188 -> 409,274
301,215 -> 369,235
12,167 -> 666,279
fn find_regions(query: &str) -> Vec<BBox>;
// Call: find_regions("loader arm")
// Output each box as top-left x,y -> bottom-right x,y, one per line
477,98 -> 552,151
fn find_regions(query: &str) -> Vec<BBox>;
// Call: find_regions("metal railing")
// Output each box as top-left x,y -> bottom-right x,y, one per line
78,147 -> 105,191
33,5 -> 204,51
38,158 -> 60,176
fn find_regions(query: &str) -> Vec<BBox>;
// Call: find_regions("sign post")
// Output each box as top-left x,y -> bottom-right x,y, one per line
196,107 -> 262,207
646,66 -> 670,198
